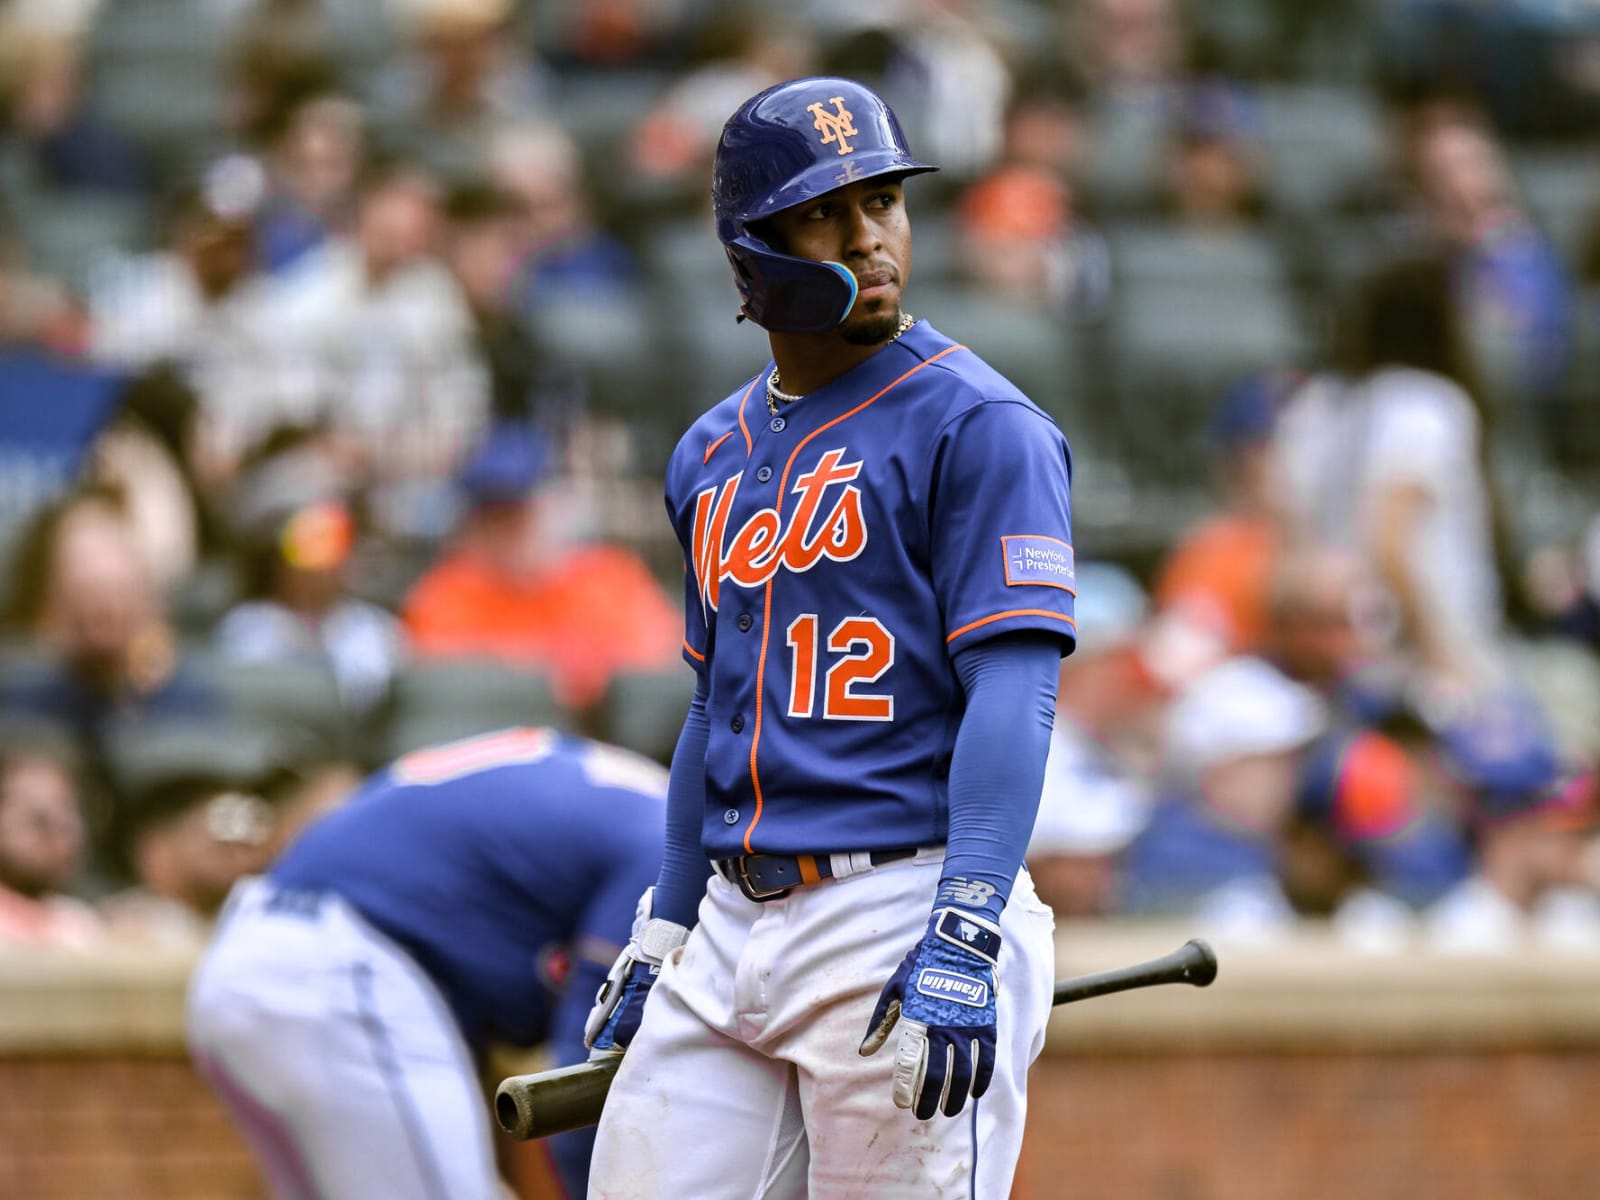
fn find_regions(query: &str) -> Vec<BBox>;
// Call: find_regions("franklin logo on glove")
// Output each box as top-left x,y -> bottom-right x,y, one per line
916,968 -> 989,1006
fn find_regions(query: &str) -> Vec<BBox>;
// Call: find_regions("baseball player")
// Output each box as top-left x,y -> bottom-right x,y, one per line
186,727 -> 665,1199
585,77 -> 1076,1198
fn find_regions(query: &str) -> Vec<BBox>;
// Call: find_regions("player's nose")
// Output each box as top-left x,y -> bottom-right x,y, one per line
840,202 -> 883,258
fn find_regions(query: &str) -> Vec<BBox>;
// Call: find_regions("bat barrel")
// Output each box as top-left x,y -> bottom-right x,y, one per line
495,1056 -> 621,1141
1052,938 -> 1217,1006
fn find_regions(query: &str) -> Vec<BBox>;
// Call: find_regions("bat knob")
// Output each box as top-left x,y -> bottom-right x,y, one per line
1181,938 -> 1219,988
495,1078 -> 537,1140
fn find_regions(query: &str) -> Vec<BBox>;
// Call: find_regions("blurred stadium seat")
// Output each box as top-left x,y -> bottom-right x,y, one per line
8,192 -> 153,294
376,657 -> 572,761
1257,83 -> 1388,217
1509,146 -> 1600,266
195,653 -> 357,761
913,286 -> 1098,436
84,0 -> 233,174
1103,222 -> 1308,487
600,664 -> 697,765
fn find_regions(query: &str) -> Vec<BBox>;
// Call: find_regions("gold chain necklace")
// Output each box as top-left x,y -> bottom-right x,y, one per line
765,312 -> 916,415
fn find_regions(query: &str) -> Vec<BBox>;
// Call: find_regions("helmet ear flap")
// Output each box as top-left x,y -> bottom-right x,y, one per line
727,238 -> 857,333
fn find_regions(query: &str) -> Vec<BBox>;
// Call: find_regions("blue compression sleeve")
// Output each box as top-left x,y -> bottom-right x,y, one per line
939,632 -> 1063,921
652,676 -> 715,928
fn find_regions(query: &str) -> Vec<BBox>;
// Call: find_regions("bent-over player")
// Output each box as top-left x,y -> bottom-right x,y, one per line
186,727 -> 665,1199
585,77 -> 1076,1198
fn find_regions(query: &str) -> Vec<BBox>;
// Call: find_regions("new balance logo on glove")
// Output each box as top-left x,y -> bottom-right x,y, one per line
916,968 -> 989,1006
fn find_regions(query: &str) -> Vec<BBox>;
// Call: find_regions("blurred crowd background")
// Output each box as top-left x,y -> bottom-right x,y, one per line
5,0 -> 1600,959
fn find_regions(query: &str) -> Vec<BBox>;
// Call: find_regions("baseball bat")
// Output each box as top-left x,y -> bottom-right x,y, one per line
495,937 -> 1218,1141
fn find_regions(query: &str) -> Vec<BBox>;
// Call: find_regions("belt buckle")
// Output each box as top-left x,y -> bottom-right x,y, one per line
732,855 -> 792,902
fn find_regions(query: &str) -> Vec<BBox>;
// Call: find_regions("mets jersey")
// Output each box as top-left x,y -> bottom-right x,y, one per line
664,320 -> 1075,860
270,728 -> 666,1048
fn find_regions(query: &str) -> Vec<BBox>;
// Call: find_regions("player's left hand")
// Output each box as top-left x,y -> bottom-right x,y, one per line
858,907 -> 1002,1119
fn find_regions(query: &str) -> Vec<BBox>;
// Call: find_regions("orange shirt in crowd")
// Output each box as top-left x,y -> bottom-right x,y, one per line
1154,515 -> 1279,653
401,544 -> 683,710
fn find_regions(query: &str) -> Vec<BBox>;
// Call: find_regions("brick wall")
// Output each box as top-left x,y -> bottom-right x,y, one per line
0,1057 -> 264,1200
1016,1051 -> 1600,1200
5,928 -> 1600,1199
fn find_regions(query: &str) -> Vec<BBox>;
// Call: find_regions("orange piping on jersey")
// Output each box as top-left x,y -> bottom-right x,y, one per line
743,343 -> 967,853
683,639 -> 706,663
703,430 -> 736,464
946,609 -> 1078,644
736,377 -> 757,456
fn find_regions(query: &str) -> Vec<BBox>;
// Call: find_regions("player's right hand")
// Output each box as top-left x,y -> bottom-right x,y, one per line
584,887 -> 688,1054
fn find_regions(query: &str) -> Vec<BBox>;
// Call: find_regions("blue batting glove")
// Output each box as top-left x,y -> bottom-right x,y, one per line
859,907 -> 1002,1119
584,888 -> 688,1055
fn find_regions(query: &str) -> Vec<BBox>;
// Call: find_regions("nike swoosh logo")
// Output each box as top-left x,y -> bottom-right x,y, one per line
704,431 -> 735,464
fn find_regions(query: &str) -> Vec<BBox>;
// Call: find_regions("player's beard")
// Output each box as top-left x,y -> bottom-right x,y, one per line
842,306 -> 903,347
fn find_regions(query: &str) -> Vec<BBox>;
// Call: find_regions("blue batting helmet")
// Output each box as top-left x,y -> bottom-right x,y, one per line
712,77 -> 937,333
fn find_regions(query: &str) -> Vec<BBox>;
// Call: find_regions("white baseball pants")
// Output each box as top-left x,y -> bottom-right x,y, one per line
588,852 -> 1055,1199
185,877 -> 505,1200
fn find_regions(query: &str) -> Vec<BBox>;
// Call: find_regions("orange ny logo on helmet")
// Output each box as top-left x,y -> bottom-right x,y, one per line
807,97 -> 858,156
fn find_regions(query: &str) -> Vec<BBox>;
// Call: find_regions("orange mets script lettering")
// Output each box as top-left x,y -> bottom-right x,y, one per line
691,447 -> 868,614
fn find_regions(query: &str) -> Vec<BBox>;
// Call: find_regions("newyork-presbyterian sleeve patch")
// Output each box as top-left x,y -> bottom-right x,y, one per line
1002,535 -> 1076,591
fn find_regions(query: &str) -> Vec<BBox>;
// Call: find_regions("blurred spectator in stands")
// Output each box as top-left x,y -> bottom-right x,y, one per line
269,155 -> 485,543
0,234 -> 86,353
1405,104 -> 1571,408
0,4 -> 149,194
1275,255 -> 1515,705
253,89 -> 366,274
533,0 -> 685,69
820,2 -> 1016,181
1260,542 -> 1385,711
0,490 -> 223,815
1160,81 -> 1270,230
1153,369 -> 1300,655
438,176 -> 584,441
0,723 -> 106,947
1072,0 -> 1185,94
1423,690 -> 1600,953
488,119 -> 641,313
220,0 -> 345,152
623,13 -> 813,210
952,163 -> 1110,319
1066,0 -> 1188,212
1122,656 -> 1327,940
87,155 -> 297,484
0,320 -> 123,572
85,364 -> 219,580
1539,514 -> 1600,655
1284,726 -> 1472,950
371,0 -> 549,181
999,69 -> 1092,186
99,723 -> 286,947
214,428 -> 406,722
1027,562 -> 1159,918
400,420 -> 680,715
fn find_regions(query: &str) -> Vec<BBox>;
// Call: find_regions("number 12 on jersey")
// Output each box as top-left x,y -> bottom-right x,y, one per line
785,614 -> 895,721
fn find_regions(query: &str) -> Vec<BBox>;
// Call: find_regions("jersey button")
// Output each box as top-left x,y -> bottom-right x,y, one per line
737,613 -> 753,632
723,808 -> 740,825
731,714 -> 745,733
756,466 -> 772,483
769,417 -> 786,433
